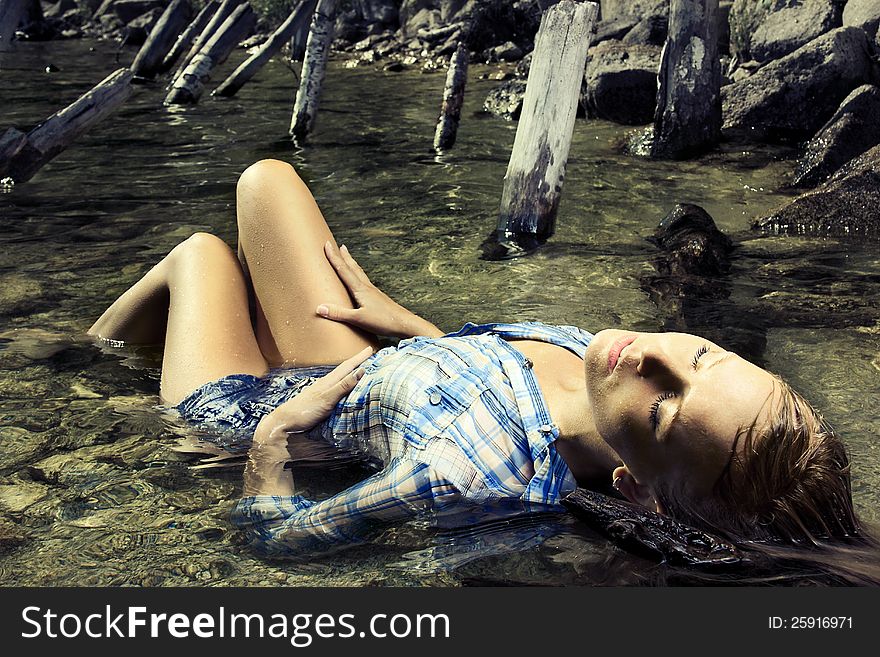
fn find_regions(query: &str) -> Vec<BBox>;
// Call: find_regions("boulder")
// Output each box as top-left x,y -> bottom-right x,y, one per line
112,0 -> 166,24
622,14 -> 667,46
43,0 -> 78,19
749,0 -> 841,63
483,78 -> 527,120
123,5 -> 163,44
843,0 -> 880,36
729,0 -> 786,59
721,27 -> 879,143
491,40 -> 522,62
792,85 -> 880,188
583,42 -> 661,126
753,142 -> 880,238
599,0 -> 668,22
593,17 -> 639,44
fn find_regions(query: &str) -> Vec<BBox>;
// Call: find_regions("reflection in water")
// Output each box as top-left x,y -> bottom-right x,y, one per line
0,40 -> 877,585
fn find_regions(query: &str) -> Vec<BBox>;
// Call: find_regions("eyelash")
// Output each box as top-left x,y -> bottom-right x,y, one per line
692,344 -> 710,369
649,346 -> 710,430
649,392 -> 676,430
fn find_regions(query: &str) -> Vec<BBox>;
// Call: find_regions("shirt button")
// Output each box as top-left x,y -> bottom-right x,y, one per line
429,391 -> 442,405
523,358 -> 533,369
538,424 -> 553,434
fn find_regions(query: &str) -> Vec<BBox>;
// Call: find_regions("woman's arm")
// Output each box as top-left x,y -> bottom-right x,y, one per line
316,241 -> 444,339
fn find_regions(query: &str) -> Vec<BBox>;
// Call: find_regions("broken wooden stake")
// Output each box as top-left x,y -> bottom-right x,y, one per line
2,68 -> 133,183
159,0 -> 220,74
131,0 -> 193,80
0,127 -> 27,177
289,0 -> 338,142
433,43 -> 469,152
164,2 -> 255,105
213,0 -> 317,97
0,0 -> 27,49
651,0 -> 721,159
482,0 -> 598,260
169,0 -> 242,87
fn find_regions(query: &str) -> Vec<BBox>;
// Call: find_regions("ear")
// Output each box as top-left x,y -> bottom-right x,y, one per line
612,466 -> 664,514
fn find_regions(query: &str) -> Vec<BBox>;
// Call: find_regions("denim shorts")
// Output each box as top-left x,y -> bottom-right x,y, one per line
174,365 -> 335,453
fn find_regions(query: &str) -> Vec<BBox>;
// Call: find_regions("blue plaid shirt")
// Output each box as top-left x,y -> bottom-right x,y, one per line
231,321 -> 593,555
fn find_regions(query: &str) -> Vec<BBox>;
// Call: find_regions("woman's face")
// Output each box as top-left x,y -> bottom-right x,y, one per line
583,330 -> 778,500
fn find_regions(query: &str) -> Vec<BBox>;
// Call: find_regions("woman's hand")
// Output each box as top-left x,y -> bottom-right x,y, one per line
316,241 -> 443,339
243,346 -> 373,496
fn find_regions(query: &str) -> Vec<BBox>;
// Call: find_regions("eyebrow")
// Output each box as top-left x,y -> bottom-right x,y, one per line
661,351 -> 734,440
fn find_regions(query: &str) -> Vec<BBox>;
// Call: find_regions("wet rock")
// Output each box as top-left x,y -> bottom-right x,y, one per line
754,142 -> 880,238
483,78 -> 527,120
583,42 -> 661,126
491,40 -> 523,62
843,0 -> 880,36
621,14 -> 667,46
103,0 -> 166,24
0,479 -> 49,514
729,0 -> 785,59
792,85 -> 880,188
749,0 -> 841,63
647,204 -> 733,278
721,27 -> 880,143
0,516 -> 30,553
122,5 -> 163,45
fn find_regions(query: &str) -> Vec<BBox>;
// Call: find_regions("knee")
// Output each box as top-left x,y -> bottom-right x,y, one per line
173,232 -> 233,265
237,159 -> 302,197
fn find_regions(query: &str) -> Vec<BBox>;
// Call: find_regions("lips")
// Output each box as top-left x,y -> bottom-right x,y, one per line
607,333 -> 637,373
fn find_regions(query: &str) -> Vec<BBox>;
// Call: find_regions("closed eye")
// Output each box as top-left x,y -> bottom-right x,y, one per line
692,344 -> 710,369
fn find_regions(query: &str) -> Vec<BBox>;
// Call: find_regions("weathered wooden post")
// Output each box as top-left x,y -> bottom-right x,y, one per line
213,0 -> 317,97
160,0 -> 220,74
650,0 -> 721,159
164,2 -> 255,105
169,0 -> 242,87
482,0 -> 598,260
1,68 -> 133,182
0,0 -> 27,49
0,128 -> 27,177
433,43 -> 469,152
289,0 -> 338,143
131,0 -> 193,80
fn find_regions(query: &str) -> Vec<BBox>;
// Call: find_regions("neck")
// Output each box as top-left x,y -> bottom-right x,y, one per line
553,375 -> 622,490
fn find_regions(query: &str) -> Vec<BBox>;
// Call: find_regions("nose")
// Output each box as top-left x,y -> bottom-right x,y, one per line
636,343 -> 688,387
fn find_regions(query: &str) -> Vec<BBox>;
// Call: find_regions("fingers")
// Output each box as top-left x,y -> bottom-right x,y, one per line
318,345 -> 373,388
323,241 -> 363,292
339,244 -> 373,285
315,303 -> 358,323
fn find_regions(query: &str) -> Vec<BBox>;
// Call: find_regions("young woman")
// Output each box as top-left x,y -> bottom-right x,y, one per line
89,159 -> 878,583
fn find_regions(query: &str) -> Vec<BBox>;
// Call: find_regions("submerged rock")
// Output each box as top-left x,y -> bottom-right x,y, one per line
721,27 -> 879,143
648,204 -> 733,278
792,85 -> 880,188
754,142 -> 880,238
0,479 -> 49,514
749,0 -> 841,63
583,42 -> 661,126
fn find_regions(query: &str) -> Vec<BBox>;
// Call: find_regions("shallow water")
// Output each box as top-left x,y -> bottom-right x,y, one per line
0,40 -> 877,586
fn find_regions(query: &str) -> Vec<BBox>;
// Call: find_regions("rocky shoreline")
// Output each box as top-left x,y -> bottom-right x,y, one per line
8,0 -> 880,238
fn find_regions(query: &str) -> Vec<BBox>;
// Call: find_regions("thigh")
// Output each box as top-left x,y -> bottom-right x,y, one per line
161,233 -> 268,405
235,159 -> 379,367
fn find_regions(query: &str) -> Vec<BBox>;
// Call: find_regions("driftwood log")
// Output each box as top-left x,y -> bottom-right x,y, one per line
0,0 -> 27,48
0,127 -> 27,177
169,0 -> 242,87
651,0 -> 721,159
131,0 -> 194,80
213,0 -> 317,97
433,43 -> 469,152
159,0 -> 220,74
482,0 -> 598,260
1,68 -> 133,183
164,2 -> 255,105
289,0 -> 338,142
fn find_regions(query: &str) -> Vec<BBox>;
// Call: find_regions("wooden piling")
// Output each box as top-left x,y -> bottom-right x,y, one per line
2,68 -> 133,183
0,0 -> 27,49
651,0 -> 721,159
159,0 -> 220,74
169,0 -> 242,87
289,0 -> 338,142
433,43 -> 469,152
213,0 -> 317,97
483,0 -> 598,260
131,0 -> 193,80
0,127 -> 27,177
164,2 -> 255,105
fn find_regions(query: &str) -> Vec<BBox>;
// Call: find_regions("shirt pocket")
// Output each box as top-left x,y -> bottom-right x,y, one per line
403,370 -> 489,450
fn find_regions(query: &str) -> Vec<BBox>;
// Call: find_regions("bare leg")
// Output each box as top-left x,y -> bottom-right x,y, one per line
235,159 -> 380,367
89,233 -> 268,404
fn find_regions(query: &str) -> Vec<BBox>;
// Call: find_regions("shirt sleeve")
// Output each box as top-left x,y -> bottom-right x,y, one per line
230,457 -> 461,556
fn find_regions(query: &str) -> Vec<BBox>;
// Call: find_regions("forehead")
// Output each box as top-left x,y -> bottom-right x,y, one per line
669,354 -> 777,492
